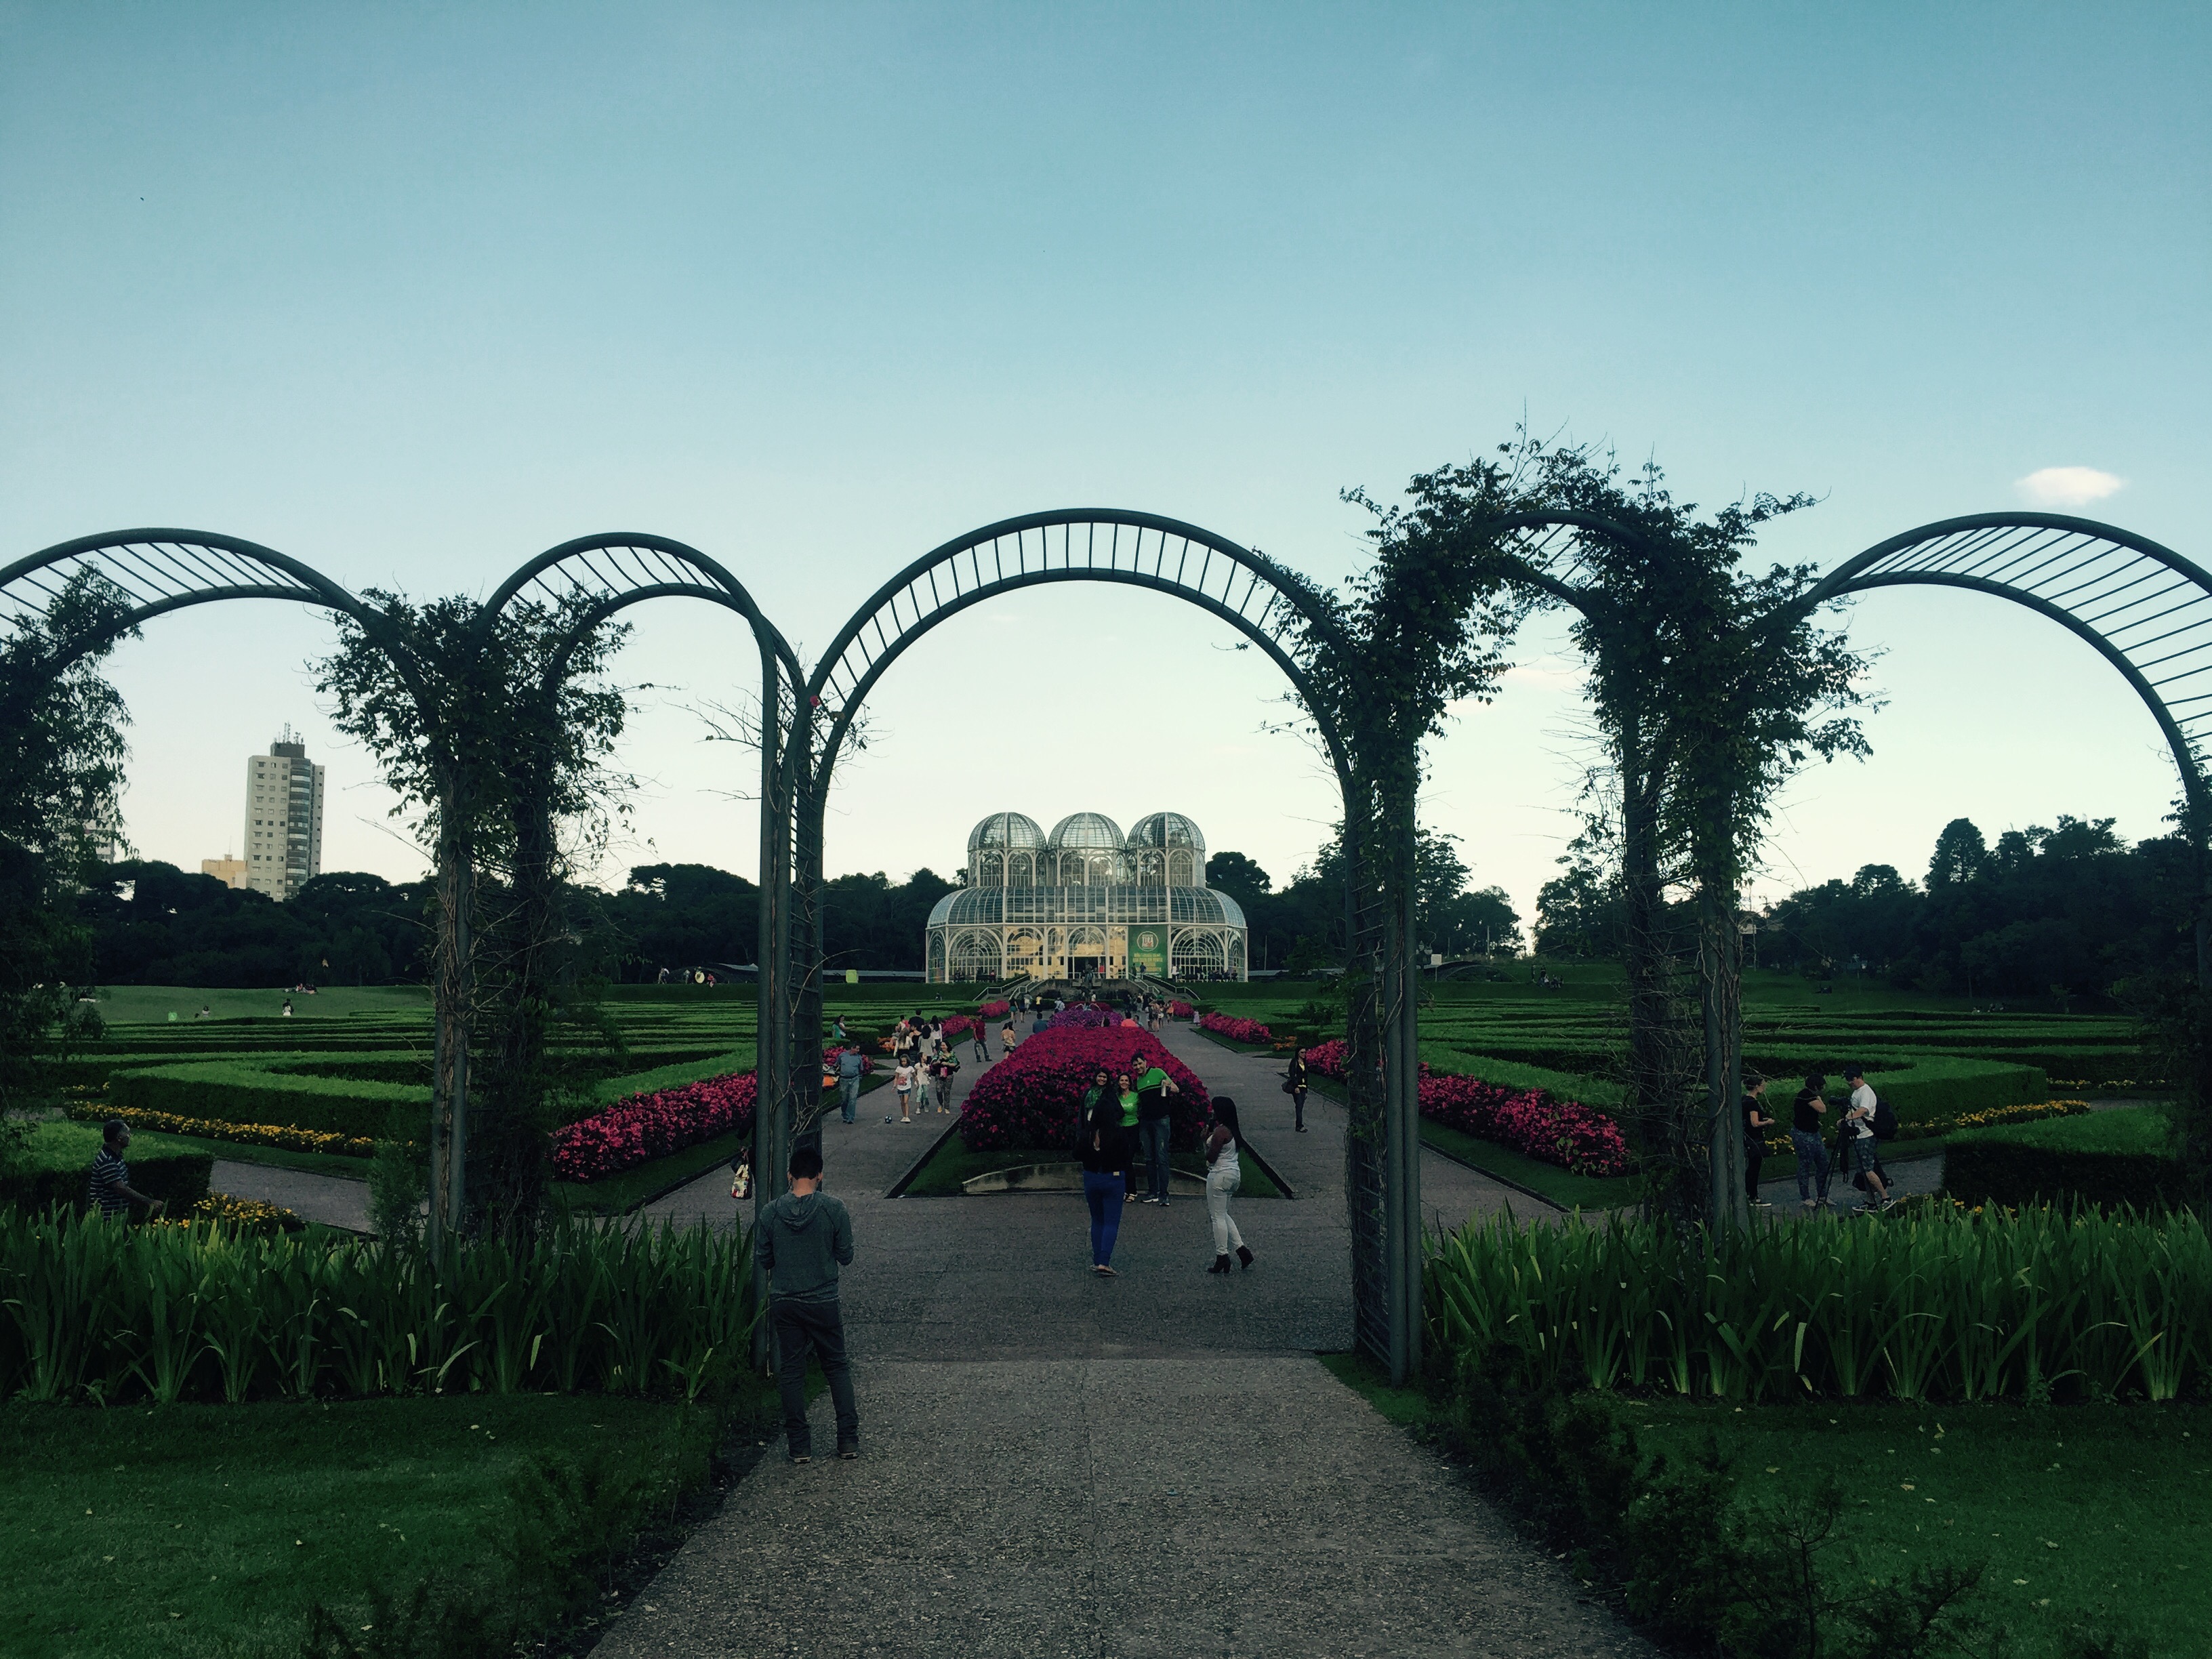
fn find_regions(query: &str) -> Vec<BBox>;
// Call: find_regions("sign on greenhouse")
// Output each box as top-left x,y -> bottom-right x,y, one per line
1129,925 -> 1167,975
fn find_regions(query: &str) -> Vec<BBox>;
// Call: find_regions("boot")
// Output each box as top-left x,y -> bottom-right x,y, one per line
1236,1245 -> 1254,1270
1208,1254 -> 1231,1275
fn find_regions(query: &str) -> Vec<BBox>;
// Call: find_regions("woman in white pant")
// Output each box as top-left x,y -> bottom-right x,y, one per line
1204,1097 -> 1253,1274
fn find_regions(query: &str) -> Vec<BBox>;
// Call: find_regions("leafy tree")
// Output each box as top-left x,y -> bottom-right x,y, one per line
0,571 -> 134,1113
1204,851 -> 1272,909
1925,817 -> 1988,889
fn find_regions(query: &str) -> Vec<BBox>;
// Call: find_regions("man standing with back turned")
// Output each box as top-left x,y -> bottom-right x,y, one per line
758,1146 -> 860,1462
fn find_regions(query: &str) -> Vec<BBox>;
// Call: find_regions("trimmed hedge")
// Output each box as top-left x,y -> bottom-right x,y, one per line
3,1123 -> 214,1216
110,1062 -> 427,1140
1944,1107 -> 2185,1212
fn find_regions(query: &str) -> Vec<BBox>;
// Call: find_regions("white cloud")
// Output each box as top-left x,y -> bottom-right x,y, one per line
2015,466 -> 2126,508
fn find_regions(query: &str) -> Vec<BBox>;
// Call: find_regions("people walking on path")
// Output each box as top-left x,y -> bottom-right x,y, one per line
970,1019 -> 990,1063
1743,1076 -> 1774,1208
1790,1072 -> 1833,1211
758,1145 -> 859,1463
890,1061 -> 916,1124
999,1020 -> 1017,1055
1284,1044 -> 1309,1132
1203,1097 -> 1252,1274
834,1044 -> 865,1124
1843,1065 -> 1892,1213
1079,1085 -> 1132,1276
928,1043 -> 959,1113
1134,1058 -> 1179,1206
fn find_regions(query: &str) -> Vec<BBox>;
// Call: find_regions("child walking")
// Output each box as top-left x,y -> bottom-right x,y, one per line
889,1061 -> 916,1124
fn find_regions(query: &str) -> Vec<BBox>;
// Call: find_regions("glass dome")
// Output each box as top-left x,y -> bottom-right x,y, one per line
1127,812 -> 1206,857
1170,888 -> 1246,928
928,888 -> 1006,927
966,811 -> 1046,855
1048,811 -> 1125,850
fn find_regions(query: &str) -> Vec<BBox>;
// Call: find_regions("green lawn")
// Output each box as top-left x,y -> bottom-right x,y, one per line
1319,1354 -> 2212,1658
1619,1397 -> 2212,1659
0,1392 -> 724,1659
89,986 -> 432,1025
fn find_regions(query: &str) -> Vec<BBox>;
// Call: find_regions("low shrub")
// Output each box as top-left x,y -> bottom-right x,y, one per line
1,1121 -> 213,1216
1944,1105 -> 2185,1212
958,1025 -> 1210,1152
1045,1005 -> 1117,1030
549,1071 -> 757,1183
179,1192 -> 306,1234
977,999 -> 1011,1019
1199,1011 -> 1274,1044
1168,1000 -> 1193,1017
0,1209 -> 754,1404
1308,1039 -> 1629,1177
1428,1203 -> 2211,1402
66,1099 -> 376,1158
110,1059 -> 426,1140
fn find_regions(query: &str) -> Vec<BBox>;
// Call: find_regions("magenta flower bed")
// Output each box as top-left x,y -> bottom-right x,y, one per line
942,1015 -> 975,1038
959,1025 -> 1210,1153
551,1071 -> 758,1183
977,1000 -> 1011,1019
821,1044 -> 874,1076
1168,1000 -> 1193,1017
1303,1039 -> 1629,1178
1200,1011 -> 1274,1045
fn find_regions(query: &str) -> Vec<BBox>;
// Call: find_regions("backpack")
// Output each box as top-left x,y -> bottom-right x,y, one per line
1870,1096 -> 1898,1141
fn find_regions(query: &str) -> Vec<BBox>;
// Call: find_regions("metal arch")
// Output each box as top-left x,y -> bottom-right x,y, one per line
480,531 -> 806,691
1458,508 -> 1657,621
0,527 -> 378,665
1801,512 -> 2212,804
805,510 -> 1358,780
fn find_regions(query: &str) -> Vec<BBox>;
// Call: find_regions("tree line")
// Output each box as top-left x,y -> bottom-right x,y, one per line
1533,812 -> 2196,1004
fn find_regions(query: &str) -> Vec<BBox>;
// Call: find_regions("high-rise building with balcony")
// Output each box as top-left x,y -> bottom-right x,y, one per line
243,728 -> 325,901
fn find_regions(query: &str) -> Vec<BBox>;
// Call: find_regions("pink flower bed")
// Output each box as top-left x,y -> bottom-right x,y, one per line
1200,1011 -> 1274,1044
1303,1039 -> 1629,1178
942,1015 -> 975,1038
977,1000 -> 1011,1019
551,1071 -> 758,1183
959,1025 -> 1210,1153
821,1044 -> 874,1076
1168,1000 -> 1193,1017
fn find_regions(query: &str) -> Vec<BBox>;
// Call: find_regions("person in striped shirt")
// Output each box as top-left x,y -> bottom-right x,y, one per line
87,1120 -> 167,1221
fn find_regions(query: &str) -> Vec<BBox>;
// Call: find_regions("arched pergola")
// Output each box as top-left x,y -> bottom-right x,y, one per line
480,535 -> 813,1250
797,509 -> 1418,1374
0,529 -> 478,1250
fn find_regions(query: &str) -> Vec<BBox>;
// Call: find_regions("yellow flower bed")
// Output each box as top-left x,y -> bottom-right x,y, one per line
66,1101 -> 375,1159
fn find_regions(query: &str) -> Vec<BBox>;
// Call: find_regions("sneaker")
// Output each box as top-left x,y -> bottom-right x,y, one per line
1800,1198 -> 1817,1212
790,1452 -> 813,1465
838,1442 -> 859,1460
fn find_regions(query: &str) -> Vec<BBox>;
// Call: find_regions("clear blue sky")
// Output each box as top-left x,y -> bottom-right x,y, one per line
4,3 -> 2206,933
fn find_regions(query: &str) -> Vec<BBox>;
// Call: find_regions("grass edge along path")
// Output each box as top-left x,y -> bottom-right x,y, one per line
0,1389 -> 764,1659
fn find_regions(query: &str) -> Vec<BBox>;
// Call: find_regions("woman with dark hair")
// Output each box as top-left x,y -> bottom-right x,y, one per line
1284,1045 -> 1310,1132
1790,1071 -> 1832,1212
1204,1096 -> 1252,1273
1080,1080 -> 1132,1276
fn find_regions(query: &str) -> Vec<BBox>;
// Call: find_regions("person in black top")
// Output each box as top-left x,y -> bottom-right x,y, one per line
1790,1072 -> 1833,1212
1079,1090 -> 1133,1276
1285,1046 -> 1311,1132
1742,1076 -> 1775,1210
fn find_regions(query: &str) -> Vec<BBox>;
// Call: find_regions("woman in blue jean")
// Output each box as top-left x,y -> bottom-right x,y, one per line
1790,1071 -> 1834,1212
1079,1091 -> 1132,1276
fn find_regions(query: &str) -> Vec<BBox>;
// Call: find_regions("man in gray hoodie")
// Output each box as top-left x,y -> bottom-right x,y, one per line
758,1144 -> 859,1462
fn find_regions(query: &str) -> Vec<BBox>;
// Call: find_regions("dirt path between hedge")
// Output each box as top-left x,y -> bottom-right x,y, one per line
604,1018 -> 1654,1658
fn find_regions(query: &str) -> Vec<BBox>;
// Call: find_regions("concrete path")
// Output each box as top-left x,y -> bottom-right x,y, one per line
209,1158 -> 371,1232
605,1018 -> 1656,1658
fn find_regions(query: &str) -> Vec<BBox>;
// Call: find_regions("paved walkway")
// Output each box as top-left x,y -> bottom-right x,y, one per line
607,1019 -> 1654,1658
209,1158 -> 371,1232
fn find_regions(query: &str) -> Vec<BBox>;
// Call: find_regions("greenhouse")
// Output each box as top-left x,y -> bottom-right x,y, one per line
925,810 -> 1248,982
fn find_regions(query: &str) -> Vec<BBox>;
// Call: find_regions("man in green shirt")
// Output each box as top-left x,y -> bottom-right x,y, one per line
1133,1061 -> 1179,1206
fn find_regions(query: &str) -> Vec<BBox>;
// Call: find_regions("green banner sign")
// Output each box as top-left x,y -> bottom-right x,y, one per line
1128,925 -> 1167,976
